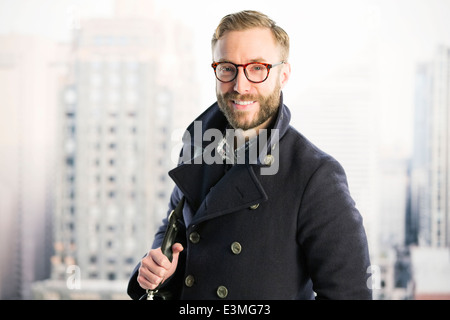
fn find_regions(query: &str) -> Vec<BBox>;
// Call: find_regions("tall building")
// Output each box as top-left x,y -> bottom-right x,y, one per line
31,2 -> 198,299
429,46 -> 450,248
408,62 -> 433,246
410,45 -> 450,248
0,35 -> 67,299
409,45 -> 450,299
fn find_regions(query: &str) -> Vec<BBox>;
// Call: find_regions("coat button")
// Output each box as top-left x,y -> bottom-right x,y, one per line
217,285 -> 228,299
185,275 -> 195,287
231,242 -> 242,255
249,203 -> 259,210
189,232 -> 200,244
263,154 -> 274,166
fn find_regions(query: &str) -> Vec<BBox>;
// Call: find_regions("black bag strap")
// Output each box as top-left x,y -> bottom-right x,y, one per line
141,196 -> 185,300
171,196 -> 185,220
160,196 -> 185,262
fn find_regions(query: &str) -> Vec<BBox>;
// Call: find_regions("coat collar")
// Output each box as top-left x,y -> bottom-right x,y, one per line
169,92 -> 291,224
180,91 -> 291,158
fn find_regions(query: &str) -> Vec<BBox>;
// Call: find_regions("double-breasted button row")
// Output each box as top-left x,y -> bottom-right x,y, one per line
185,275 -> 229,298
217,240 -> 240,298
184,231 -> 242,298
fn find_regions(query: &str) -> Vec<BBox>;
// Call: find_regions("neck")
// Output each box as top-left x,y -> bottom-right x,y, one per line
233,113 -> 277,149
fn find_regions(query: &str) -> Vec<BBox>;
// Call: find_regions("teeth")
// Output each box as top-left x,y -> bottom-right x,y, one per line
234,100 -> 255,106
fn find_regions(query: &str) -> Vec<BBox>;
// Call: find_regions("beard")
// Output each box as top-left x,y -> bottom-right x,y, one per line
216,82 -> 281,130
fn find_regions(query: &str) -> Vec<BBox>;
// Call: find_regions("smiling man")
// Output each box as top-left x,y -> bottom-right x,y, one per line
127,10 -> 372,300
213,26 -> 289,134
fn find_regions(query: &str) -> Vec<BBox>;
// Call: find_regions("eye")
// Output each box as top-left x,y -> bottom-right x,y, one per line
248,64 -> 266,72
219,64 -> 235,73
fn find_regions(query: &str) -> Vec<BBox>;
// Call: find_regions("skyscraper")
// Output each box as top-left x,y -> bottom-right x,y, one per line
32,2 -> 198,299
0,35 -> 67,299
429,46 -> 450,248
409,45 -> 450,299
408,62 -> 433,246
410,45 -> 450,248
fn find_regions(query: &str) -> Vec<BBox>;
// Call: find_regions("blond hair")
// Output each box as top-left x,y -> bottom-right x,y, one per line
211,10 -> 290,61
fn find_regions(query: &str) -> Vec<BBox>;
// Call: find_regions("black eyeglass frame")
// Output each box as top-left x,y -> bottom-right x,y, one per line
211,61 -> 285,83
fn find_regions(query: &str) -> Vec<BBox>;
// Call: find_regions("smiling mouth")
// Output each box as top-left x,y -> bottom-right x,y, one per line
233,100 -> 256,106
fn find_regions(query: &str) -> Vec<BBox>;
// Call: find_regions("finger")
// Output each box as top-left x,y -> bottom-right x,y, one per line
138,276 -> 159,291
140,255 -> 167,278
163,243 -> 183,282
172,243 -> 184,254
168,243 -> 183,270
150,248 -> 172,269
137,267 -> 163,290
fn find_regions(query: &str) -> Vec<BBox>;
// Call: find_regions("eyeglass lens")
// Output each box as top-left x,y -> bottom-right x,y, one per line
216,63 -> 268,83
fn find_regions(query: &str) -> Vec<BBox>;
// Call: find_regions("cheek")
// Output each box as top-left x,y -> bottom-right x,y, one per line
256,81 -> 275,97
216,81 -> 233,94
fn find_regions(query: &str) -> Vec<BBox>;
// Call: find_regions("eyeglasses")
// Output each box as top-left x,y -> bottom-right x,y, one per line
212,61 -> 285,83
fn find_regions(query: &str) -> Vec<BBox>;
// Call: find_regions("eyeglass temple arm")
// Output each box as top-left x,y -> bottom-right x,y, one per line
269,61 -> 286,69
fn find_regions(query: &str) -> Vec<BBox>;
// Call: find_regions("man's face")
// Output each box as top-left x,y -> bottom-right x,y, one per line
213,27 -> 290,131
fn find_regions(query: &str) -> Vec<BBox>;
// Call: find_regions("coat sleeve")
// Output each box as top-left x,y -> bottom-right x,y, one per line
126,186 -> 184,300
151,186 -> 184,249
297,158 -> 372,299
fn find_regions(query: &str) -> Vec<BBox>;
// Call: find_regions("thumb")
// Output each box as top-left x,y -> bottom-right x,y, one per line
162,243 -> 184,282
165,243 -> 183,280
172,243 -> 184,255
170,243 -> 183,267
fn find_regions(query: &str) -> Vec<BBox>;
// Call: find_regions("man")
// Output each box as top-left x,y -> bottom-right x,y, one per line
127,10 -> 372,300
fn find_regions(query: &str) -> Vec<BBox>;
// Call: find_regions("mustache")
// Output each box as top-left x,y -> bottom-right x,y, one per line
223,92 -> 259,102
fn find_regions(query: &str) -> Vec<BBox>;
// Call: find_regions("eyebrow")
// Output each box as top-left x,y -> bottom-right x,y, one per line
216,57 -> 269,63
249,57 -> 268,63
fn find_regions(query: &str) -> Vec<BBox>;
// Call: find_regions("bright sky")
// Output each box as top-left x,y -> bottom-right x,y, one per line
1,0 -> 450,153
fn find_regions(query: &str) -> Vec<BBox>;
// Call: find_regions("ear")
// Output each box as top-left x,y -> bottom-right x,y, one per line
279,62 -> 291,89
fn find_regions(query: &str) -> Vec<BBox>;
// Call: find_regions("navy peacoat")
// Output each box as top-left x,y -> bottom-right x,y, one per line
128,92 -> 372,300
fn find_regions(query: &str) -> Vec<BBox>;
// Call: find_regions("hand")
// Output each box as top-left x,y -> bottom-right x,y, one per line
137,243 -> 184,290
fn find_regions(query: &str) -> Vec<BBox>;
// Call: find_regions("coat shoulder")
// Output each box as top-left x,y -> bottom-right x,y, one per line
282,126 -> 340,170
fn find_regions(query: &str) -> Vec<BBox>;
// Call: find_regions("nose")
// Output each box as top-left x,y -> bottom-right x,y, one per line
233,66 -> 251,94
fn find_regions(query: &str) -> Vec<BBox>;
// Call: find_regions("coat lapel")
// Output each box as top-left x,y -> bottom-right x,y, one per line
169,161 -> 268,226
168,156 -> 226,212
193,164 -> 268,225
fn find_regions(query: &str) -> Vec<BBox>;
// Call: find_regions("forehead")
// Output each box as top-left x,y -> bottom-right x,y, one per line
213,27 -> 280,63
